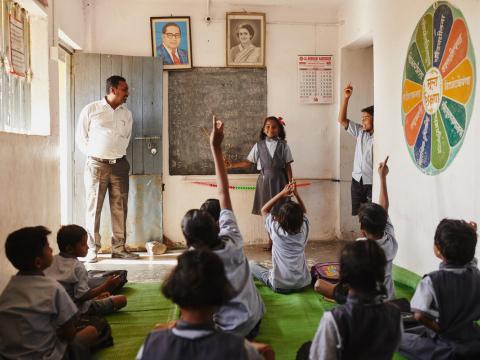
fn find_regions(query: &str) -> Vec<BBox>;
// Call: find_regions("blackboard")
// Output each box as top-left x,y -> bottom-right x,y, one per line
169,67 -> 267,175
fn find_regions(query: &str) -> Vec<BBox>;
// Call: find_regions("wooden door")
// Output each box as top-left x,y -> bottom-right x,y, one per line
72,53 -> 163,249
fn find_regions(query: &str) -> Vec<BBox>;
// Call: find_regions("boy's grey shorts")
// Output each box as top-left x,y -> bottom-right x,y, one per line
86,297 -> 115,316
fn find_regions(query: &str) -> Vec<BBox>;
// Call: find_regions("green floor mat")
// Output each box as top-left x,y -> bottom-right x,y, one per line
94,265 -> 421,360
93,283 -> 178,360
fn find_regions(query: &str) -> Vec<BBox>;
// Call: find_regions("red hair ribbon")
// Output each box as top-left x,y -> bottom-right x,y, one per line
278,117 -> 286,126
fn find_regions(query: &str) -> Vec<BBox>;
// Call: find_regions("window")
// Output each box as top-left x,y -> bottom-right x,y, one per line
0,0 -> 34,133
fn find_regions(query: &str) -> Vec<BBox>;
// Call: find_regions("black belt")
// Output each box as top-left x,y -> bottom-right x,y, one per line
89,156 -> 125,164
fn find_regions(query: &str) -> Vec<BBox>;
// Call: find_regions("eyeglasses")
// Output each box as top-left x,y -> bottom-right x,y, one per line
165,33 -> 181,39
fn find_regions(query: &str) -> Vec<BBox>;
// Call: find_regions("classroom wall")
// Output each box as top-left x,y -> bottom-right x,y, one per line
341,0 -> 480,275
0,0 -> 85,291
84,0 -> 342,245
338,45 -> 374,239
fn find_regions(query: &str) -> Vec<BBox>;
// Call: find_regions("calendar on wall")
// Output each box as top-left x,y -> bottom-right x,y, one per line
297,55 -> 333,104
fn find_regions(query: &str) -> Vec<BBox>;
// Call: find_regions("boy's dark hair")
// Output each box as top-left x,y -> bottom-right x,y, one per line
105,75 -> 126,94
259,116 -> 286,140
340,239 -> 386,294
276,200 -> 304,235
181,209 -> 219,249
200,199 -> 221,222
5,226 -> 51,271
358,202 -> 388,238
162,249 -> 234,308
57,225 -> 87,252
434,219 -> 477,266
361,105 -> 374,117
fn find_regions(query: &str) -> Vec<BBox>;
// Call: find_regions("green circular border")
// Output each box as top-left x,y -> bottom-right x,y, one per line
401,1 -> 476,175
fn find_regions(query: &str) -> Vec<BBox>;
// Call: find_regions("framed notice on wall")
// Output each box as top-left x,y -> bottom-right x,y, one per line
297,55 -> 333,104
8,15 -> 26,77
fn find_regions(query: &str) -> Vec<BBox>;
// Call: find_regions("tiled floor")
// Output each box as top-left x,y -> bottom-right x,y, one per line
85,240 -> 348,283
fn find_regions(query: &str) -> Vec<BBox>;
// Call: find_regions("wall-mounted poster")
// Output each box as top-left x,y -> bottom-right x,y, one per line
297,55 -> 333,104
226,12 -> 265,68
150,16 -> 192,70
401,1 -> 476,175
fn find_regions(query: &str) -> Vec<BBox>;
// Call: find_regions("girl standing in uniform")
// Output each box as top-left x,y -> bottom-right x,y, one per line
227,116 -> 294,250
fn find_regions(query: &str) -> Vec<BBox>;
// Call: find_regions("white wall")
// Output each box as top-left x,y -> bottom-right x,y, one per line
340,0 -> 480,275
84,0 -> 342,245
0,0 -> 85,291
338,45 -> 373,239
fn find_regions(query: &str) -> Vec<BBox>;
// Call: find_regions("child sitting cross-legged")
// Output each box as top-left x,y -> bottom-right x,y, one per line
299,240 -> 402,360
315,156 -> 398,303
399,219 -> 480,359
249,182 -> 311,293
45,224 -> 127,316
136,249 -> 274,360
0,226 -> 98,359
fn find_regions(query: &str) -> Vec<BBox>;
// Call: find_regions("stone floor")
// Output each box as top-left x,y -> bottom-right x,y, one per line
85,240 -> 348,283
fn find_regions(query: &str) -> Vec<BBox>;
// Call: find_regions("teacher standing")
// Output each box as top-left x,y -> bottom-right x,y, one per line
76,75 -> 139,262
338,83 -> 374,216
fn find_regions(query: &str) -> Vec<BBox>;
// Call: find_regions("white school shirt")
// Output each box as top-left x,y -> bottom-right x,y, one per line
346,121 -> 373,184
264,213 -> 311,290
356,216 -> 398,300
76,97 -> 133,159
0,274 -> 78,360
213,209 -> 266,336
247,138 -> 294,170
44,254 -> 92,313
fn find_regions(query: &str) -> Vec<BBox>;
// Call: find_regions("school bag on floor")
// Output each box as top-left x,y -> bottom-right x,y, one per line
87,270 -> 128,293
310,262 -> 340,284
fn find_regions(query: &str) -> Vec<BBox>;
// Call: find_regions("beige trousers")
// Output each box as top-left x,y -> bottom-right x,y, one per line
84,157 -> 130,253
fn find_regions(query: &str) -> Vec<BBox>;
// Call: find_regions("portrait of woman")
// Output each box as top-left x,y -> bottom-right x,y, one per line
226,13 -> 265,68
229,24 -> 261,63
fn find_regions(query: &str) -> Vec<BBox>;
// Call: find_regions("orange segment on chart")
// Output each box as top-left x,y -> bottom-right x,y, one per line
404,102 -> 425,146
402,79 -> 423,113
439,19 -> 468,77
443,58 -> 473,105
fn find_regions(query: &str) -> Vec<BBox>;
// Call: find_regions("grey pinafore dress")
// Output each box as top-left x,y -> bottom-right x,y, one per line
252,139 -> 289,215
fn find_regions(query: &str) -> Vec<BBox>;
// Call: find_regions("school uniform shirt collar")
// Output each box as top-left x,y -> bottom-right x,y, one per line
439,258 -> 478,273
346,292 -> 383,305
265,137 -> 278,142
17,270 -> 44,276
59,252 -> 77,259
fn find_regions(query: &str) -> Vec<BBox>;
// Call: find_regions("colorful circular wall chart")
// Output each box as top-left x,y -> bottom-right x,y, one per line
402,1 -> 476,175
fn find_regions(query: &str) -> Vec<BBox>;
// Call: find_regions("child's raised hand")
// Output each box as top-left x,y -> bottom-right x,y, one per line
344,83 -> 353,99
378,156 -> 389,178
280,184 -> 293,197
210,115 -> 224,148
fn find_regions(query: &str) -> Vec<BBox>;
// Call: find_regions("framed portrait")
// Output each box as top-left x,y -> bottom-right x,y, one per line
226,12 -> 265,68
150,16 -> 192,70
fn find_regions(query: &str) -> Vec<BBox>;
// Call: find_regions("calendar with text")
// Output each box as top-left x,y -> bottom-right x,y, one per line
297,55 -> 333,104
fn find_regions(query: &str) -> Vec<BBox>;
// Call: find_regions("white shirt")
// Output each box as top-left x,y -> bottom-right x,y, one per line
76,97 -> 133,159
346,121 -> 373,184
44,254 -> 92,313
247,138 -> 294,170
213,209 -> 266,336
264,213 -> 311,290
0,274 -> 78,360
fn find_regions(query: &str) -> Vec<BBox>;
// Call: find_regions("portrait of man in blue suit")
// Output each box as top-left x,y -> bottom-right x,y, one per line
156,22 -> 189,65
